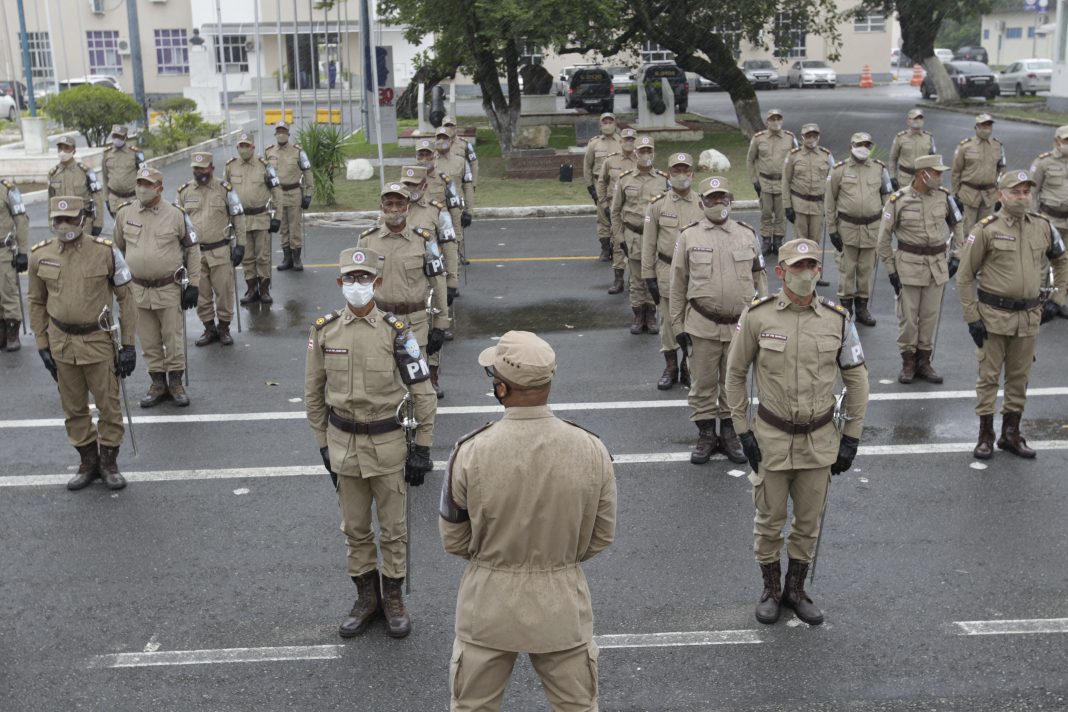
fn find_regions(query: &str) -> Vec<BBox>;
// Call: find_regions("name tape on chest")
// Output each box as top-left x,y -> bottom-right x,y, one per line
324,347 -> 348,355
759,332 -> 788,341
993,234 -> 1016,241
40,259 -> 61,268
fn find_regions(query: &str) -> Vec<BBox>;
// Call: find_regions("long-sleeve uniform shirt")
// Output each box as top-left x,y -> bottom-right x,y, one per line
224,156 -> 284,231
825,157 -> 893,247
112,200 -> 201,310
264,142 -> 315,207
357,224 -> 449,332
747,129 -> 797,194
782,145 -> 834,215
641,189 -> 704,280
611,169 -> 668,256
47,161 -> 105,235
176,178 -> 247,267
888,130 -> 935,186
876,185 -> 963,284
951,136 -> 1006,208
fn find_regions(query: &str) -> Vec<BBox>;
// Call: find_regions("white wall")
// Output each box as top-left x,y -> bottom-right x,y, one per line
982,11 -> 1055,66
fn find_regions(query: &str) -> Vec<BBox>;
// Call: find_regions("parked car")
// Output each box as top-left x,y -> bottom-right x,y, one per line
38,75 -> 122,100
0,80 -> 28,109
607,66 -> 632,94
741,60 -> 780,89
955,46 -> 990,64
920,61 -> 998,100
564,67 -> 614,113
934,48 -> 954,63
629,63 -> 689,112
0,93 -> 16,122
690,73 -> 720,92
997,58 -> 1052,96
786,60 -> 837,88
556,64 -> 599,95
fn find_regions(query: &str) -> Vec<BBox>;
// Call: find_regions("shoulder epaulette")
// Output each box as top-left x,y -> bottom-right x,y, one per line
383,312 -> 407,332
681,220 -> 700,232
359,225 -> 377,239
103,145 -> 113,153
0,178 -> 13,189
834,159 -> 847,168
441,173 -> 453,183
604,151 -> 620,158
888,188 -> 906,202
430,199 -> 446,210
979,215 -> 996,226
293,143 -> 303,150
783,129 -> 796,136
619,169 -> 635,178
819,146 -> 832,154
313,310 -> 342,330
1039,151 -> 1053,159
114,200 -> 133,213
819,296 -> 849,317
178,182 -> 191,194
258,157 -> 269,166
92,237 -> 114,248
749,294 -> 776,309
413,227 -> 433,239
450,422 -> 496,461
31,239 -> 53,252
736,220 -> 756,234
937,186 -> 951,195
1028,211 -> 1052,224
226,157 -> 237,164
221,180 -> 233,191
655,169 -> 669,178
650,193 -> 665,204
924,130 -> 933,136
77,162 -> 91,172
896,130 -> 907,137
48,165 -> 60,176
561,418 -> 607,444
873,158 -> 887,167
175,204 -> 187,216
753,130 -> 767,137
959,138 -> 971,145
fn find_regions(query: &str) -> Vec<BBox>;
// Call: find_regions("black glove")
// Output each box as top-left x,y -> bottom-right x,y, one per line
968,319 -> 988,348
785,207 -> 796,224
460,211 -> 472,228
953,195 -> 964,213
1041,300 -> 1060,324
830,232 -> 843,252
90,225 -> 102,237
301,195 -> 312,210
888,272 -> 901,296
320,446 -> 337,489
231,244 -> 245,268
586,185 -> 599,203
269,217 -> 281,233
446,286 -> 457,306
427,327 -> 446,355
831,435 -> 860,475
405,444 -> 432,487
181,285 -> 199,310
890,178 -> 900,192
39,348 -> 58,382
753,182 -> 761,197
676,332 -> 691,354
14,254 -> 27,273
619,240 -> 629,258
116,345 -> 136,378
603,207 -> 611,221
947,256 -> 959,279
739,430 -> 762,473
645,278 -> 661,304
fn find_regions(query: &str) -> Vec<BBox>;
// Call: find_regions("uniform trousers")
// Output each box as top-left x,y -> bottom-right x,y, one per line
0,258 -> 19,320
653,262 -> 675,352
759,191 -> 785,239
627,256 -> 653,308
138,304 -> 185,372
976,332 -> 1037,416
196,249 -> 235,324
837,245 -> 877,299
611,225 -> 626,270
279,203 -> 304,250
596,201 -> 612,244
751,465 -> 831,564
242,228 -> 272,280
687,335 -> 730,422
337,469 -> 407,579
791,210 -> 823,242
896,282 -> 944,353
56,358 -> 123,448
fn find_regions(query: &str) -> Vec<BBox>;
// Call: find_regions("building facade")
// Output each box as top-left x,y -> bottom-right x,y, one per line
980,7 -> 1055,66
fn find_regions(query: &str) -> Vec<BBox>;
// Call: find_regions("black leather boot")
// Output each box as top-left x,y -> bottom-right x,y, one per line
853,297 -> 876,326
839,297 -> 854,317
782,558 -> 823,625
380,574 -> 412,638
644,303 -> 659,334
719,418 -> 747,464
5,320 -> 20,351
276,247 -> 293,271
259,278 -> 274,305
998,412 -> 1036,458
598,239 -> 612,262
240,278 -> 260,305
339,569 -> 382,637
292,247 -> 304,271
898,351 -> 916,384
99,445 -> 126,490
755,561 -> 782,624
679,355 -> 691,387
607,269 -> 625,294
67,442 -> 101,491
657,351 -> 678,390
168,371 -> 190,407
140,372 -> 169,408
691,420 -> 718,465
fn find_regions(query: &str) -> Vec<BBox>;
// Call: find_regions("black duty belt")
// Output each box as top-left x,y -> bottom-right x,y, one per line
281,182 -> 302,191
658,251 -> 673,265
896,241 -> 945,256
688,299 -> 740,324
838,213 -> 881,226
790,189 -> 824,203
1040,203 -> 1068,219
977,288 -> 1040,311
759,172 -> 782,181
199,238 -> 230,251
624,221 -> 643,234
899,165 -> 916,175
109,189 -> 135,198
244,206 -> 268,215
962,181 -> 996,191
50,317 -> 101,335
374,300 -> 423,315
132,275 -> 176,288
758,404 -> 834,435
328,410 -> 402,435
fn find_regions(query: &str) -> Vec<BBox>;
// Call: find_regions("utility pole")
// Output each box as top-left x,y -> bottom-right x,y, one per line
126,0 -> 148,123
15,0 -> 37,115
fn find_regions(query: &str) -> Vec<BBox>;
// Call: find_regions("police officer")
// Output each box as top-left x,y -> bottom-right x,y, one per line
1028,124 -> 1068,318
101,124 -> 145,217
598,127 -> 638,291
434,127 -> 472,262
670,177 -> 768,465
888,109 -> 935,191
113,167 -> 201,408
725,238 -> 870,626
441,114 -> 478,210
416,138 -> 465,264
225,131 -> 283,306
0,177 -> 28,351
399,164 -> 459,304
642,152 -> 703,390
304,247 -> 436,639
952,114 -> 1006,238
265,121 -> 314,272
825,132 -> 893,326
585,112 -> 622,261
877,154 -> 963,384
957,170 -> 1068,460
440,330 -> 616,711
48,135 -> 104,238
177,152 -> 246,347
782,123 -> 834,242
28,196 -> 137,490
747,108 -> 797,254
612,135 -> 667,334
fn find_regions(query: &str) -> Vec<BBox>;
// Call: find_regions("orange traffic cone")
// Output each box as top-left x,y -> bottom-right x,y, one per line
910,64 -> 924,87
859,64 -> 874,88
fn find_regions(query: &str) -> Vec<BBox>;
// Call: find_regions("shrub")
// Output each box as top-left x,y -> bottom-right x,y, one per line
140,111 -> 223,155
151,96 -> 198,114
40,85 -> 142,147
298,123 -> 349,206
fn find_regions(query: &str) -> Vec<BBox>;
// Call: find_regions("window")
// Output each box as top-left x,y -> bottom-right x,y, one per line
1028,26 -> 1036,38
712,25 -> 742,57
215,35 -> 249,72
26,32 -> 54,84
774,13 -> 806,58
517,38 -> 542,66
854,12 -> 886,32
983,29 -> 990,39
1005,27 -> 1023,39
641,41 -> 674,63
86,30 -> 122,75
155,29 -> 189,75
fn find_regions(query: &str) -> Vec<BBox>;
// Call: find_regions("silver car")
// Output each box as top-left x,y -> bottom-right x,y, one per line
742,60 -> 780,89
786,60 -> 837,88
997,58 -> 1052,96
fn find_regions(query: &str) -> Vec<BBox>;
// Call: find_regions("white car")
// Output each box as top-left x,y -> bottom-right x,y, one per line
786,60 -> 837,88
934,48 -> 954,63
0,93 -> 16,122
998,58 -> 1052,96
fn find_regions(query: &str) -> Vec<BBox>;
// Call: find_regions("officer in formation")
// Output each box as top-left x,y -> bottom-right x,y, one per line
612,135 -> 667,335
100,124 -> 145,217
0,177 -> 28,351
670,177 -> 767,465
440,330 -> 616,712
725,238 -> 870,626
584,112 -> 622,262
598,127 -> 638,293
48,135 -> 104,238
957,170 -> 1068,460
876,154 -> 962,384
952,114 -> 1006,238
415,138 -> 465,265
888,109 -> 935,191
28,196 -> 137,490
441,115 -> 478,218
304,247 -> 435,639
782,122 -> 834,243
642,152 -> 702,390
1028,124 -> 1068,319
434,127 -> 472,262
177,153 -> 246,347
747,108 -> 796,254
399,164 -> 460,310
265,121 -> 314,272
825,132 -> 892,327
226,132 -> 283,306
112,167 -> 201,408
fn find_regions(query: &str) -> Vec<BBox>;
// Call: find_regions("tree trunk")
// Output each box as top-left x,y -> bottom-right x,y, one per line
923,57 -> 959,104
395,64 -> 456,120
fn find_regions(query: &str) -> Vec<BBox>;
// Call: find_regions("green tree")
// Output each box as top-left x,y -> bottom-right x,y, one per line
40,85 -> 143,147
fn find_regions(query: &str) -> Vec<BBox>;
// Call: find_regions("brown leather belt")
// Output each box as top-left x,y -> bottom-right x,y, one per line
977,288 -> 1040,311
898,165 -> 915,175
199,238 -> 230,251
281,182 -> 302,191
132,275 -> 176,288
758,404 -> 834,435
624,221 -> 643,234
1040,203 -> 1068,219
244,205 -> 268,215
688,299 -> 740,324
374,299 -> 423,315
50,317 -> 101,335
838,213 -> 881,226
790,189 -> 824,203
962,181 -> 996,191
328,409 -> 402,435
658,251 -> 673,265
896,241 -> 945,256
759,172 -> 782,181
109,188 -> 135,198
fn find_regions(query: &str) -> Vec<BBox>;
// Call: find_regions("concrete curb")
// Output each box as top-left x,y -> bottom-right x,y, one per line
917,101 -> 1064,128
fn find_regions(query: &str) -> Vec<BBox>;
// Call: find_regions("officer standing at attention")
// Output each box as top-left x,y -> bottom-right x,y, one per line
177,153 -> 246,347
434,127 -> 472,262
225,132 -> 283,306
265,121 -> 314,272
825,132 -> 893,326
0,176 -> 28,351
400,165 -> 460,308
113,167 -> 201,408
642,152 -> 703,390
782,123 -> 834,242
725,238 -> 869,626
304,247 -> 435,639
48,135 -> 105,237
441,115 -> 478,213
876,154 -> 963,384
957,170 -> 1068,460
747,108 -> 797,254
584,112 -> 622,261
888,109 -> 935,191
440,330 -> 616,712
28,196 -> 137,490
100,124 -> 145,217
952,114 -> 1006,238
598,127 -> 638,292
1028,124 -> 1068,318
670,177 -> 767,466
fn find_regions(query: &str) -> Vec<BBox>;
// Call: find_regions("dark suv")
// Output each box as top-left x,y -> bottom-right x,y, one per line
954,46 -> 989,64
564,67 -> 614,114
629,63 -> 688,113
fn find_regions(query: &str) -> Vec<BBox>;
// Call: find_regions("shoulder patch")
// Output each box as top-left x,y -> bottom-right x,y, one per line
383,312 -> 407,331
92,237 -> 114,247
313,310 -> 342,330
749,294 -> 776,309
221,180 -> 233,191
32,239 -> 53,252
650,193 -> 665,204
819,295 -> 848,318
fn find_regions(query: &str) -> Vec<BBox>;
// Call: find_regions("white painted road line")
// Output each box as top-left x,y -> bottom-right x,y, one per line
91,645 -> 344,668
2,387 -> 1066,429
956,618 -> 1068,636
595,630 -> 761,648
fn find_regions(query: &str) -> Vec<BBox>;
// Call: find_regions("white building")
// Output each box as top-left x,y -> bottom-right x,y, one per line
981,6 -> 1055,67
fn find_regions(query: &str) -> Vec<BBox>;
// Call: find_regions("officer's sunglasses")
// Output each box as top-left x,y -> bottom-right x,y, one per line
340,273 -> 375,285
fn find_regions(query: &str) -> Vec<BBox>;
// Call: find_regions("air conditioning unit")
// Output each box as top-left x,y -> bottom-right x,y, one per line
117,39 -> 131,56
89,0 -> 105,14
245,39 -> 257,53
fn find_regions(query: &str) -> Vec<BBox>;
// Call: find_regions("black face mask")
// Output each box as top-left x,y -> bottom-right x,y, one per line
195,172 -> 211,185
492,380 -> 508,405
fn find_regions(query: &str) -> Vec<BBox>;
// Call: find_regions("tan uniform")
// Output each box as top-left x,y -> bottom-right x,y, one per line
782,145 -> 834,242
725,292 -> 869,563
747,129 -> 797,244
304,305 -> 436,578
28,235 -> 136,448
440,406 -> 616,712
826,157 -> 893,300
436,151 -> 470,256
611,168 -> 667,307
641,190 -> 704,352
888,129 -> 936,188
264,142 -> 314,250
47,161 -> 105,236
957,211 -> 1068,415
598,150 -> 638,270
0,180 -> 29,322
224,156 -> 283,280
585,133 -> 622,246
409,197 -> 459,291
877,186 -> 963,353
426,166 -> 466,259
952,135 -> 1006,237
101,143 -> 145,216
112,200 -> 201,374
670,219 -> 768,423
1030,150 -> 1068,316
177,178 -> 246,325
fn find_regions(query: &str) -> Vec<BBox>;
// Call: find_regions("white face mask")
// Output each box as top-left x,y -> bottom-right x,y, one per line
637,152 -> 654,168
851,146 -> 871,161
342,281 -> 375,307
767,119 -> 783,131
59,150 -> 74,162
804,137 -> 819,149
1055,142 -> 1067,157
909,119 -> 924,130
113,138 -> 126,148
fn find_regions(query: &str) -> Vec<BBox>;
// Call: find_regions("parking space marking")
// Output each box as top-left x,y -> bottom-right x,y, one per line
595,630 -> 761,648
91,645 -> 343,668
955,618 -> 1068,636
